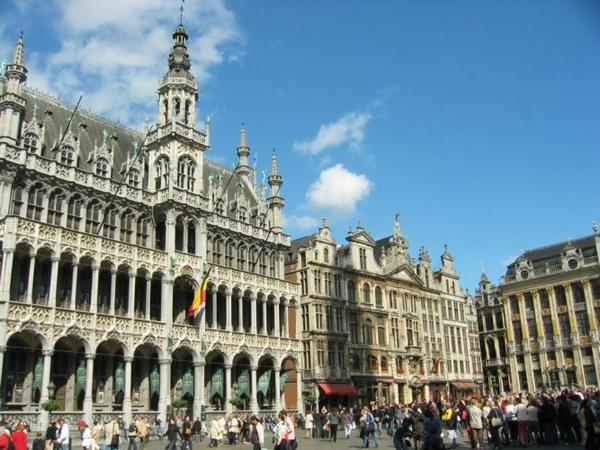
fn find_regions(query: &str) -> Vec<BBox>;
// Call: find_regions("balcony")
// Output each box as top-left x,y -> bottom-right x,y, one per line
573,302 -> 587,312
525,310 -> 535,320
560,337 -> 573,347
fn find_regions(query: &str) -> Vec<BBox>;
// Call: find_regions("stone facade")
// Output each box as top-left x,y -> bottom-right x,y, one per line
475,230 -> 600,393
285,217 -> 483,409
0,26 -> 301,428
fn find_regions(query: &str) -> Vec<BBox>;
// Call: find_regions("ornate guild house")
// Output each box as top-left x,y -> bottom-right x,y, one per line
0,25 -> 302,427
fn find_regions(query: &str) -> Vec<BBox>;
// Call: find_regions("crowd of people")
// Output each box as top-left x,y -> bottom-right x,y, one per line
0,390 -> 598,450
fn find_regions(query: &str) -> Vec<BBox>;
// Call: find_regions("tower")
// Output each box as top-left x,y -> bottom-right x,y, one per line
0,33 -> 27,143
236,124 -> 251,178
268,151 -> 284,233
157,23 -> 198,128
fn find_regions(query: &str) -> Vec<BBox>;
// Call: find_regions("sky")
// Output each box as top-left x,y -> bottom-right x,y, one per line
1,0 -> 599,292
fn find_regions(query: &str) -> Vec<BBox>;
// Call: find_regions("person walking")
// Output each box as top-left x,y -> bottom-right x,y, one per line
305,410 -> 314,439
12,424 -> 27,450
82,423 -> 92,450
249,416 -> 264,450
342,408 -> 353,439
127,419 -> 138,450
442,404 -> 458,449
105,418 -> 120,450
327,408 -> 339,442
467,399 -> 484,450
163,418 -> 180,450
55,419 -> 70,450
45,421 -> 57,450
137,418 -> 148,450
192,417 -> 202,442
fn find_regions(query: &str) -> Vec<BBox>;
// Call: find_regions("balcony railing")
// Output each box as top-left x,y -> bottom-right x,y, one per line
573,302 -> 587,312
502,256 -> 598,285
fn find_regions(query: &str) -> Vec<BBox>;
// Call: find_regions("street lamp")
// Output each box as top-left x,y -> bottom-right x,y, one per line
48,382 -> 55,400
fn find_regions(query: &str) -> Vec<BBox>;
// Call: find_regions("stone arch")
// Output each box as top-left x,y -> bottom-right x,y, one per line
205,349 -> 229,411
173,275 -> 197,325
95,339 -> 127,410
52,334 -> 90,411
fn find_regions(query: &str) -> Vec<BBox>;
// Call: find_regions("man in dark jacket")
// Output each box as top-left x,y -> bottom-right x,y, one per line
192,417 -> 202,441
163,418 -> 181,450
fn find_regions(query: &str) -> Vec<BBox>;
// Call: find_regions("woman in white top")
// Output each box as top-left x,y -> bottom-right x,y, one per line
81,424 -> 92,450
305,411 -> 314,438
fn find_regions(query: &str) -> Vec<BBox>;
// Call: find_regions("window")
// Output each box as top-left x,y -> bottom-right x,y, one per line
26,184 -> 44,220
326,306 -> 333,330
237,246 -> 246,271
301,305 -> 310,331
47,190 -> 64,226
559,314 -> 570,337
324,272 -> 332,295
317,341 -> 324,367
381,357 -> 388,371
136,216 -> 150,247
363,283 -> 371,303
95,158 -> 109,177
155,156 -> 169,190
313,270 -> 322,294
334,274 -> 341,297
215,200 -> 224,215
337,344 -> 345,368
347,281 -> 356,302
349,313 -> 358,343
315,304 -> 323,329
225,240 -> 235,267
303,342 -> 312,370
11,186 -> 24,215
177,156 -> 196,191
103,208 -> 117,239
350,354 -> 360,371
323,248 -> 330,263
238,207 -> 248,223
128,169 -> 140,188
23,133 -> 38,153
363,319 -> 373,345
300,252 -> 306,268
328,342 -> 335,367
377,317 -> 386,345
86,201 -> 102,234
121,211 -> 134,242
60,145 -> 75,166
67,195 -> 83,230
300,271 -> 308,295
375,286 -> 383,307
335,307 -> 343,331
259,252 -> 267,276
368,355 -> 377,370
576,311 -> 590,336
359,248 -> 367,270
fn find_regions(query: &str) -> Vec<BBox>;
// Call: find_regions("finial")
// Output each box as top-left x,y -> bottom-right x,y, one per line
394,213 -> 401,237
270,149 -> 279,176
593,221 -> 599,236
32,102 -> 38,118
357,220 -> 363,230
322,217 -> 328,228
240,123 -> 247,148
102,129 -> 108,145
179,0 -> 185,25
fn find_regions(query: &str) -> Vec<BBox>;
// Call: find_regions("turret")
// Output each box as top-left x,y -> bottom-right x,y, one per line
267,150 -> 284,233
0,33 -> 28,143
236,123 -> 251,177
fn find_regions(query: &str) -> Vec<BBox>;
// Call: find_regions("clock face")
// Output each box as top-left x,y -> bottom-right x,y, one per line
520,270 -> 529,280
567,258 -> 578,270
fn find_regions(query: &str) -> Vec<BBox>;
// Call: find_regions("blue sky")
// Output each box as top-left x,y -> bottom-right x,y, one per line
1,0 -> 599,292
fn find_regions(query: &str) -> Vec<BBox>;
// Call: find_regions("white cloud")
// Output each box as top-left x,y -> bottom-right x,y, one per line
306,164 -> 372,215
12,0 -> 244,125
283,214 -> 319,232
293,111 -> 371,154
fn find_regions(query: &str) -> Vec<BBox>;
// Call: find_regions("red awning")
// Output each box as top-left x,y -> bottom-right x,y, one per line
451,381 -> 478,390
318,383 -> 360,396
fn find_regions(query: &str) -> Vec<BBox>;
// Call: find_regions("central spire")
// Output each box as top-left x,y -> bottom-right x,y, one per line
168,24 -> 191,72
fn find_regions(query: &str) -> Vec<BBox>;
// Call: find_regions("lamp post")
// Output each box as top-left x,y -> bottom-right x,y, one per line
48,382 -> 55,400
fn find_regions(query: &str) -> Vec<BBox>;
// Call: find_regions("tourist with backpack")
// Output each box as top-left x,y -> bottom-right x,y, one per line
359,407 -> 377,448
442,404 -> 458,449
127,420 -> 138,450
181,417 -> 193,450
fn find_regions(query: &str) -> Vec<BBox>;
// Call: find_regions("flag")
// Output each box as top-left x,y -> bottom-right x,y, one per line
431,356 -> 442,374
188,266 -> 211,319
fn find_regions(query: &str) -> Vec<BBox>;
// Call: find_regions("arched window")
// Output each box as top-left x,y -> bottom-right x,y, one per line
67,195 -> 83,229
26,184 -> 44,220
248,247 -> 258,272
177,156 -> 196,191
237,245 -> 246,272
163,99 -> 168,124
85,200 -> 102,234
350,354 -> 360,371
23,133 -> 38,153
225,240 -> 235,267
259,251 -> 267,276
347,281 -> 356,302
173,97 -> 181,120
187,221 -> 196,254
363,283 -> 371,303
324,248 -> 329,263
155,156 -> 169,190
213,238 -> 223,265
103,208 -> 117,239
270,253 -> 277,278
184,100 -> 191,125
11,186 -> 24,215
136,216 -> 150,247
381,357 -> 388,371
120,210 -> 134,242
175,217 -> 184,251
375,286 -> 383,307
128,168 -> 140,188
47,190 -> 65,226
363,319 -> 373,345
367,355 -> 377,370
95,158 -> 109,177
60,145 -> 75,166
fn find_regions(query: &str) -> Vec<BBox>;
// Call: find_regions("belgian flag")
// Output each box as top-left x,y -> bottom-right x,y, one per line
188,265 -> 212,319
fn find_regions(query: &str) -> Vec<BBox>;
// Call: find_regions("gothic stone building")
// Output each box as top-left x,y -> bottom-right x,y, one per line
475,229 -> 600,394
285,217 -> 483,408
0,26 -> 302,427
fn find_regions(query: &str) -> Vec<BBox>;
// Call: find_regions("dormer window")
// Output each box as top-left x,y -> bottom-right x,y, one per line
128,169 -> 140,188
238,207 -> 248,223
359,248 -> 367,270
95,158 -> 109,178
23,133 -> 38,153
215,200 -> 224,216
60,145 -> 75,166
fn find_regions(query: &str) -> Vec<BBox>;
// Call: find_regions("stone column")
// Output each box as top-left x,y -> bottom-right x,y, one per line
226,291 -> 232,331
582,280 -> 597,331
25,250 -> 36,304
282,301 -> 289,338
38,349 -> 52,431
0,249 -> 14,302
261,297 -> 268,336
274,368 -> 281,412
295,368 -> 302,412
162,279 -> 174,323
145,277 -> 152,320
84,353 -> 95,424
518,294 -> 535,391
70,263 -> 79,309
158,358 -> 171,421
273,298 -> 280,338
48,256 -> 59,308
502,296 -> 520,392
237,295 -> 244,332
109,269 -> 116,315
224,364 -> 232,412
193,361 -> 204,419
123,356 -> 133,423
90,265 -> 99,314
295,304 -> 302,339
127,272 -> 136,319
250,365 -> 258,413
211,290 -> 217,329
250,295 -> 257,335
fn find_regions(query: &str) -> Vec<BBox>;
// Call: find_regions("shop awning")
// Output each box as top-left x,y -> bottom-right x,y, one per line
318,383 -> 360,396
451,381 -> 478,390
